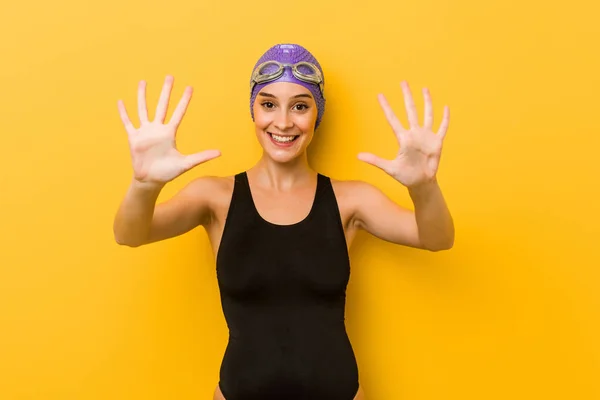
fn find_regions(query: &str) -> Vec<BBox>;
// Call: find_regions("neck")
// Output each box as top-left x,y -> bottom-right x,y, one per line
249,152 -> 315,191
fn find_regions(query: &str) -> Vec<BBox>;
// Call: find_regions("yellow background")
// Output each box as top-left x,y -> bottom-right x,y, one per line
1,0 -> 598,398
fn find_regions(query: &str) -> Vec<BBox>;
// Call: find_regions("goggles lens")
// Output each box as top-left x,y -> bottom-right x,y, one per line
295,62 -> 318,77
257,61 -> 282,77
251,61 -> 324,97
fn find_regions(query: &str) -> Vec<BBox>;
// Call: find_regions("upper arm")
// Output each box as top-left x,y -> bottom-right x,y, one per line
146,176 -> 222,244
348,180 -> 427,250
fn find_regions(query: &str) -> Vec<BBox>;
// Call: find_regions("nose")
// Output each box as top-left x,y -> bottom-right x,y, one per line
273,109 -> 294,131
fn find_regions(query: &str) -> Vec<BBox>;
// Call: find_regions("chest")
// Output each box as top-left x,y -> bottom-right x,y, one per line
207,178 -> 358,256
249,185 -> 317,226
216,211 -> 351,303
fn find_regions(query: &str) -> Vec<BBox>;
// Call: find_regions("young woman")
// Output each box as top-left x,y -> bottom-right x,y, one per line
114,43 -> 454,400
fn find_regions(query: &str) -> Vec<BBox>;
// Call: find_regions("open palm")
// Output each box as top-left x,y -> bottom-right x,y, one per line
358,81 -> 450,188
117,75 -> 220,186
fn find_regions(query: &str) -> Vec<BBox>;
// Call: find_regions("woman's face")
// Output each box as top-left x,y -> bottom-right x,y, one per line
252,81 -> 318,164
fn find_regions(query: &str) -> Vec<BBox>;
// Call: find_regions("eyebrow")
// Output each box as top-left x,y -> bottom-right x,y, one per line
257,92 -> 313,100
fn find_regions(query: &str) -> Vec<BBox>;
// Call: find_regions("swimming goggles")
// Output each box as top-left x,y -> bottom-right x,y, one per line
250,61 -> 325,99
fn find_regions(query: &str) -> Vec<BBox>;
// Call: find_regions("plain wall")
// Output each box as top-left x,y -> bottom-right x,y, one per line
1,0 -> 599,398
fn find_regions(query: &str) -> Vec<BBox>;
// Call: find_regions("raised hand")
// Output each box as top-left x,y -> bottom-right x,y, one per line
117,75 -> 220,187
358,81 -> 450,188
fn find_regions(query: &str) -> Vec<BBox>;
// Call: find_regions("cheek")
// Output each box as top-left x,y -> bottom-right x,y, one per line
299,109 -> 318,132
253,104 -> 271,127
303,113 -> 317,129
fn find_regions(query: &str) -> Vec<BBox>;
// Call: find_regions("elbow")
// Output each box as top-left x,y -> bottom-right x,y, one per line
114,235 -> 142,248
115,239 -> 143,248
113,228 -> 145,248
425,237 -> 455,252
429,243 -> 453,252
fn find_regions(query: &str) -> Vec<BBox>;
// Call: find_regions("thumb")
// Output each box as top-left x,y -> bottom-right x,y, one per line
181,149 -> 221,172
357,152 -> 393,175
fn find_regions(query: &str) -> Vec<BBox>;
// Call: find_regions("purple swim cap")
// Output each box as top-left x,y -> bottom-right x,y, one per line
249,43 -> 326,130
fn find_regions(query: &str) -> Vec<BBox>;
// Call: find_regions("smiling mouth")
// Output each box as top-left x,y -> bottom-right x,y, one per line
268,132 -> 300,143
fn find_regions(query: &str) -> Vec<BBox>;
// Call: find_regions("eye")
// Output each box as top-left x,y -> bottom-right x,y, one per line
261,102 -> 275,109
294,103 -> 309,111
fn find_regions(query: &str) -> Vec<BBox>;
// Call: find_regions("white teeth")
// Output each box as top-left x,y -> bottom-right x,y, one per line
270,133 -> 297,143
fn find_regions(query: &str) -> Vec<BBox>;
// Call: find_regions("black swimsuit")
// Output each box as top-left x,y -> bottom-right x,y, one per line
216,171 -> 359,400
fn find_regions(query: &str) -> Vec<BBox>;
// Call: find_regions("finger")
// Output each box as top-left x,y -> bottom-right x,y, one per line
168,86 -> 193,130
401,81 -> 419,129
137,80 -> 149,123
423,87 -> 433,130
117,100 -> 136,135
437,105 -> 450,140
377,93 -> 405,139
181,149 -> 221,172
155,75 -> 175,124
357,152 -> 394,175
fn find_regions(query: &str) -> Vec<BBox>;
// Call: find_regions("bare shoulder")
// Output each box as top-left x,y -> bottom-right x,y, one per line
185,175 -> 235,213
330,178 -> 382,207
329,178 -> 381,227
330,177 -> 421,248
329,177 -> 408,232
186,175 -> 234,199
145,175 -> 236,244
163,175 -> 235,227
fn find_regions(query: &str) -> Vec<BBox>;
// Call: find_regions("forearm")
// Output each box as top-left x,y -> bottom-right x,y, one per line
408,179 -> 454,251
113,178 -> 165,247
